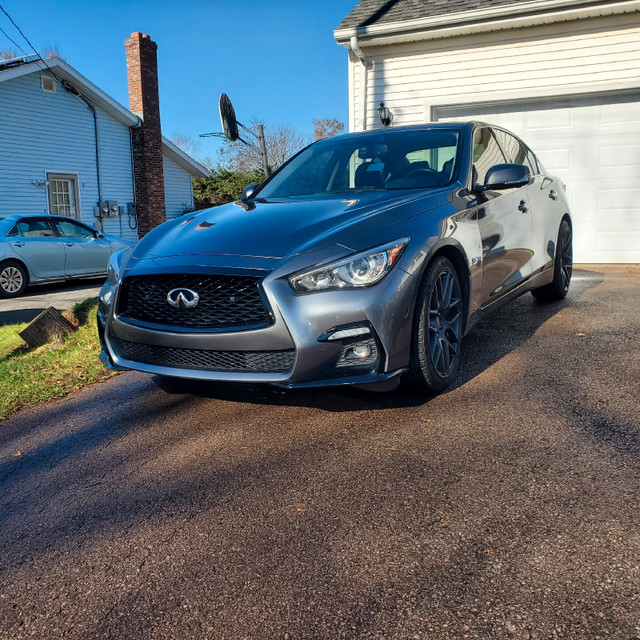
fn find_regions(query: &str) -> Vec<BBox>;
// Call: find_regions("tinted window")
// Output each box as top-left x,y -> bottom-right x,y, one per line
493,129 -> 537,174
52,219 -> 94,238
472,128 -> 506,185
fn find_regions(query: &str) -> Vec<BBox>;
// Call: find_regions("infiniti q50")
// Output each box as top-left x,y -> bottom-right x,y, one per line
97,122 -> 572,392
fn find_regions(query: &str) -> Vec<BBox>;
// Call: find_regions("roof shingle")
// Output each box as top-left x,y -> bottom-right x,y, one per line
337,0 -> 563,30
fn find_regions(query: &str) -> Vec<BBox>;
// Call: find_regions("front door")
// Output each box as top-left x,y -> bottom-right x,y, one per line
472,127 -> 533,307
49,218 -> 111,276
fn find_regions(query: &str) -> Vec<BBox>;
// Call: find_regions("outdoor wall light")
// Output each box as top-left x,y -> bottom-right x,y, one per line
32,179 -> 48,187
377,102 -> 393,127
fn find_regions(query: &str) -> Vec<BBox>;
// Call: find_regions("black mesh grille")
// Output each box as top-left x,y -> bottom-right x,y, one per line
118,274 -> 270,330
112,339 -> 295,373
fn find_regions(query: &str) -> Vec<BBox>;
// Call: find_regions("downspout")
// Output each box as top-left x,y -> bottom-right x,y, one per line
78,95 -> 104,230
350,35 -> 368,131
62,80 -> 104,229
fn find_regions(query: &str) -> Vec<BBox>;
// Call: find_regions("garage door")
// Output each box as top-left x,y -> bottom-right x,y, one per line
435,94 -> 640,263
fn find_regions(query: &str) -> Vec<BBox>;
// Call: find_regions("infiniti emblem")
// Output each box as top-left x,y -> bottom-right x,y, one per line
167,288 -> 200,309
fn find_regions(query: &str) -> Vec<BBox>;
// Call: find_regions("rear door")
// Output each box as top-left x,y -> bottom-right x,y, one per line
6,217 -> 66,280
50,218 -> 111,276
473,127 -> 534,307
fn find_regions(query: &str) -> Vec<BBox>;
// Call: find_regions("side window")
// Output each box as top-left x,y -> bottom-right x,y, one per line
6,224 -> 21,238
493,129 -> 538,176
13,218 -> 55,238
52,219 -> 95,238
523,147 -> 539,175
472,128 -> 506,185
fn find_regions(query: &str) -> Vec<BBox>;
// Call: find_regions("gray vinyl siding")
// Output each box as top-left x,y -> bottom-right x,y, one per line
0,71 -> 137,241
163,154 -> 194,220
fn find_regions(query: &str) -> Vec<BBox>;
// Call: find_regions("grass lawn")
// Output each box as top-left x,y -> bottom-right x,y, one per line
0,298 -> 117,421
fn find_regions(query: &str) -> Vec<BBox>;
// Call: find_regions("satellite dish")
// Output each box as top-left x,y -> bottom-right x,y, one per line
219,93 -> 239,142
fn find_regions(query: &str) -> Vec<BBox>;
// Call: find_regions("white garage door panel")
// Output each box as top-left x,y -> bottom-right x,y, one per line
436,94 -> 640,263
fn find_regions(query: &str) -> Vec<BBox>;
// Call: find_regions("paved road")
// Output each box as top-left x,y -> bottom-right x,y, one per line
0,279 -> 103,326
1,266 -> 639,639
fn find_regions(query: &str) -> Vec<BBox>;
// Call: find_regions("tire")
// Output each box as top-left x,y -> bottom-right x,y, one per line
532,220 -> 572,301
408,256 -> 464,392
0,260 -> 28,298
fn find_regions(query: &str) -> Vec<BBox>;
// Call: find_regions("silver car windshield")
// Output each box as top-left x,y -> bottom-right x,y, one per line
258,129 -> 460,198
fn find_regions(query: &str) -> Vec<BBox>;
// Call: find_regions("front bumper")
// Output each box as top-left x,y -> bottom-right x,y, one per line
97,264 -> 418,389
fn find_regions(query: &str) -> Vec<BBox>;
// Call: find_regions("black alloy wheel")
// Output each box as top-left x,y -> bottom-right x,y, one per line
0,261 -> 28,298
409,256 -> 464,392
532,219 -> 572,301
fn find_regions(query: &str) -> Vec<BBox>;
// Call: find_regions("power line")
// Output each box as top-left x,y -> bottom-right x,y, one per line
0,24 -> 26,55
0,2 -> 41,58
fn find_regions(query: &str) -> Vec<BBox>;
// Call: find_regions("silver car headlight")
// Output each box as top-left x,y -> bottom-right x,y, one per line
289,238 -> 409,293
106,248 -> 130,286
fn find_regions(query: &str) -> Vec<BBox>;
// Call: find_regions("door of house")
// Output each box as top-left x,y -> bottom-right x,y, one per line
47,173 -> 80,219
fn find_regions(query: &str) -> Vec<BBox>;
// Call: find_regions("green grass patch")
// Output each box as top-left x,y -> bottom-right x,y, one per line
0,298 -> 117,421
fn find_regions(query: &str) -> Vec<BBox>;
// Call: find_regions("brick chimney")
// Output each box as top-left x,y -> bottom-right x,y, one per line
125,32 -> 165,236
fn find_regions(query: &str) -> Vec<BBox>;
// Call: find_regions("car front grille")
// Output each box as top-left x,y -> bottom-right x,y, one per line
112,338 -> 295,374
118,274 -> 271,330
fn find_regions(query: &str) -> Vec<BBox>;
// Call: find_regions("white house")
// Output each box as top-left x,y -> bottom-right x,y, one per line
335,0 -> 640,263
0,33 -> 209,242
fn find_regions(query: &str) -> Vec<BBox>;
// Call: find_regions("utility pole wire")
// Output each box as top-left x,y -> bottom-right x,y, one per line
0,2 -> 41,58
0,24 -> 26,54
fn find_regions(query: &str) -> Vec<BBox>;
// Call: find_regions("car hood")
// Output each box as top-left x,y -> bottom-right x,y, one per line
131,189 -> 451,262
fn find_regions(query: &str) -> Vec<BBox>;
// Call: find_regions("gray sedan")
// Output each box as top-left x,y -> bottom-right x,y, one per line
0,214 -> 133,298
98,122 -> 572,393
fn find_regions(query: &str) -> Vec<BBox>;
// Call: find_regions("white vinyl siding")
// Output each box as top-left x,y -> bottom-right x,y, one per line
163,154 -> 194,220
0,71 -> 137,241
350,13 -> 640,131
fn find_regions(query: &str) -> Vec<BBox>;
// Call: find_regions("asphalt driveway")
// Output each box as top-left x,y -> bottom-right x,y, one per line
0,279 -> 103,326
0,265 -> 639,639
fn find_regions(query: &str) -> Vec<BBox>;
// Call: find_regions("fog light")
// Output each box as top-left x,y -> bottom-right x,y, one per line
336,338 -> 378,369
351,344 -> 371,358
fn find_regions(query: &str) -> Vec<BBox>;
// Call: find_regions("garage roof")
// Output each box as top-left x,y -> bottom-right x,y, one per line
335,0 -> 640,44
337,0 -> 530,29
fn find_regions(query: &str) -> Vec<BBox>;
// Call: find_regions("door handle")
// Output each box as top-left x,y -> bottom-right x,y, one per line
549,190 -> 558,200
518,200 -> 529,214
11,241 -> 25,248
64,242 -> 74,247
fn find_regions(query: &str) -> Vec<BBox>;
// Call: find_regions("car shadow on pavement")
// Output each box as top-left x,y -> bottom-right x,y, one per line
153,268 -> 606,413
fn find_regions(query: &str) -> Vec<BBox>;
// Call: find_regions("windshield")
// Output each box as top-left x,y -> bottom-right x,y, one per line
257,129 -> 461,198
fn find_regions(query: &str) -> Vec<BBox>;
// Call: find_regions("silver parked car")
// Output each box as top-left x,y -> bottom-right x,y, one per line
98,123 -> 573,393
0,214 -> 133,298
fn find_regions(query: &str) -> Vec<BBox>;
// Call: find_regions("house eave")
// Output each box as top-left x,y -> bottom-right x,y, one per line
162,137 -> 210,178
334,0 -> 640,47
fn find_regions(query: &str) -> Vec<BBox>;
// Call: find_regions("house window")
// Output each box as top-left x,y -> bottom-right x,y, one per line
47,173 -> 80,219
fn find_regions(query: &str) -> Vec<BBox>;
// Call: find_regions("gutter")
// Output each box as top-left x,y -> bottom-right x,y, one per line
349,35 -> 369,131
335,0 -> 640,47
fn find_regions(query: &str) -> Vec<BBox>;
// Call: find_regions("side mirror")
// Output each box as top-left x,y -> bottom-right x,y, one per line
480,164 -> 530,191
241,184 -> 259,200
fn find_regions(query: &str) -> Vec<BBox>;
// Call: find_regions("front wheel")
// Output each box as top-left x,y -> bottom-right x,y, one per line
0,261 -> 28,298
408,256 -> 464,392
532,219 -> 572,301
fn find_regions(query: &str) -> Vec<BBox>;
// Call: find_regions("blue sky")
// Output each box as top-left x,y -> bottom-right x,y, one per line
0,0 -> 356,160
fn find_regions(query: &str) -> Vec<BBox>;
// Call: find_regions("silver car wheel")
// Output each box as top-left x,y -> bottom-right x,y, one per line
0,263 -> 27,298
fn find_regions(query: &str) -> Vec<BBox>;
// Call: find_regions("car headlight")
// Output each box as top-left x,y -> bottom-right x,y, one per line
289,238 -> 408,293
106,249 -> 126,286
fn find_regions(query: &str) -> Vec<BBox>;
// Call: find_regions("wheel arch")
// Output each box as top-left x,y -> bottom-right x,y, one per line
0,257 -> 30,285
419,240 -> 471,332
